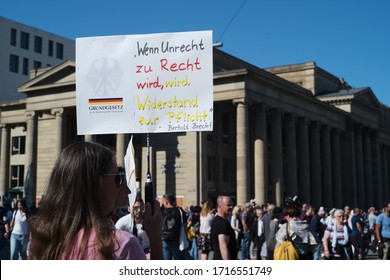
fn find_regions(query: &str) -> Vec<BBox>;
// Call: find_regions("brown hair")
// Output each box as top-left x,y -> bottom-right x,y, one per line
283,205 -> 300,218
29,142 -> 117,259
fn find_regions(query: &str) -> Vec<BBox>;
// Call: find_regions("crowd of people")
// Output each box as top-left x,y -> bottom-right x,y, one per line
165,197 -> 390,261
0,141 -> 389,260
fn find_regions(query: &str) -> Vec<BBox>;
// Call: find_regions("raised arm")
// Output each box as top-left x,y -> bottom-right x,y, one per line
143,199 -> 163,260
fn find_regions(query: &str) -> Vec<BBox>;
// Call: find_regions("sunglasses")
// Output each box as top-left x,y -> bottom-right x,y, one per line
103,167 -> 125,188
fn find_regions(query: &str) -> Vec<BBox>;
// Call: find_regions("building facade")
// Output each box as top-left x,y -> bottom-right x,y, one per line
0,49 -> 389,210
0,17 -> 75,103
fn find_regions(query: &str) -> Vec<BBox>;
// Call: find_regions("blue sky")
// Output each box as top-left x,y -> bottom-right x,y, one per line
3,0 -> 390,105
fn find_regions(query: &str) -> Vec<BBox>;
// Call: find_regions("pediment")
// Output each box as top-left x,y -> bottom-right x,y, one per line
354,88 -> 381,108
318,87 -> 381,109
18,60 -> 75,94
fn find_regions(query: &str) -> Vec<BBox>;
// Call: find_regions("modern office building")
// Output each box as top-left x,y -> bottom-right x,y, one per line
0,17 -> 75,103
0,48 -> 389,210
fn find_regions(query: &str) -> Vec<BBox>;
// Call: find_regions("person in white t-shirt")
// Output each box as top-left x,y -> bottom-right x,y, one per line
116,198 -> 150,258
198,200 -> 215,260
10,199 -> 30,260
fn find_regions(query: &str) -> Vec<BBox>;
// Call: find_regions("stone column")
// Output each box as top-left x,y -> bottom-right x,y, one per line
321,125 -> 332,207
331,128 -> 342,207
285,113 -> 298,196
384,146 -> 390,200
371,132 -> 381,207
297,118 -> 310,202
355,125 -> 365,207
235,99 -> 250,206
271,109 -> 283,206
309,122 -> 321,207
51,108 -> 64,160
116,133 -> 126,167
25,111 -> 36,168
254,104 -> 267,206
25,111 -> 36,205
381,145 -> 389,202
341,123 -> 357,206
0,125 -> 9,196
363,128 -> 373,208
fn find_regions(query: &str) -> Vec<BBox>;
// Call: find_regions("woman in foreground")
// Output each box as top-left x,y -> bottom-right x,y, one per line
28,141 -> 162,260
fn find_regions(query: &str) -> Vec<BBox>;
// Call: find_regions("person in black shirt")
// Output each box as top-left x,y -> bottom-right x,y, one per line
210,195 -> 237,260
161,194 -> 187,260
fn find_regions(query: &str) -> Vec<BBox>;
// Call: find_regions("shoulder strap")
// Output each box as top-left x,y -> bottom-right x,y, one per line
132,218 -> 138,237
10,210 -> 17,229
178,207 -> 184,224
286,222 -> 291,241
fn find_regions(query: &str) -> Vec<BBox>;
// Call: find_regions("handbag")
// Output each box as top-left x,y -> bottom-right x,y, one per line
273,222 -> 299,260
6,210 -> 17,240
178,208 -> 189,251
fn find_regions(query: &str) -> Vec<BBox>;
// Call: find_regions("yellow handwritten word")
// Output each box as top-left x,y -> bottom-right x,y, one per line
138,116 -> 159,125
166,110 -> 208,123
164,75 -> 190,88
137,95 -> 198,110
160,57 -> 201,72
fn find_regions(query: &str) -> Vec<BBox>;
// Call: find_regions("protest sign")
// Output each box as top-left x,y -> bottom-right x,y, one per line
76,31 -> 213,135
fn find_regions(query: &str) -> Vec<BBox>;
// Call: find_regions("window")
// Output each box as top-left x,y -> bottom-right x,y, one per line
222,158 -> 233,183
23,58 -> 29,75
34,36 -> 42,53
12,136 -> 26,155
33,60 -> 42,69
10,28 -> 17,46
207,156 -> 215,182
11,165 -> 25,189
9,54 -> 19,73
20,31 -> 30,50
48,40 -> 54,57
56,42 -> 64,59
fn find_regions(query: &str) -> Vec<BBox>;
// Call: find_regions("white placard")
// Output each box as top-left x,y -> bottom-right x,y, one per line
76,31 -> 213,135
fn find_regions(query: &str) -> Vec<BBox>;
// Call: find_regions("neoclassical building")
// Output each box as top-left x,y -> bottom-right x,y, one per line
1,49 -> 389,209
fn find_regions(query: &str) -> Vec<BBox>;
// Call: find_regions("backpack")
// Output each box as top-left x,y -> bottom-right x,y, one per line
162,207 -> 181,241
273,223 -> 299,260
274,240 -> 299,260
